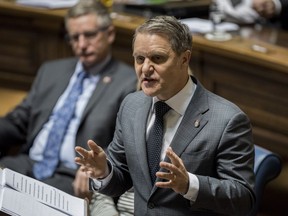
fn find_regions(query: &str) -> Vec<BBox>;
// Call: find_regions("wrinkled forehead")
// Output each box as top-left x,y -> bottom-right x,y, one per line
133,32 -> 171,50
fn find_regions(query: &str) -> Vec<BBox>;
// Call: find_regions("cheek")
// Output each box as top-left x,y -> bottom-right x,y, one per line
167,63 -> 180,77
155,66 -> 171,80
96,37 -> 110,48
134,65 -> 141,77
86,39 -> 105,54
90,43 -> 101,52
157,67 -> 178,87
71,44 -> 80,53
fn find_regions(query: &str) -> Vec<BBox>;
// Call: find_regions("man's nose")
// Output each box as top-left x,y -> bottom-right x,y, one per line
142,59 -> 154,75
77,35 -> 88,48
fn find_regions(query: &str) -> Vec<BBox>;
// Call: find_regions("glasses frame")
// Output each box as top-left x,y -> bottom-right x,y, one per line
66,26 -> 109,43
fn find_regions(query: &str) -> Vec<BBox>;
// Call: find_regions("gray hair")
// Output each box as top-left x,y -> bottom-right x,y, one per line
65,0 -> 112,28
132,16 -> 192,55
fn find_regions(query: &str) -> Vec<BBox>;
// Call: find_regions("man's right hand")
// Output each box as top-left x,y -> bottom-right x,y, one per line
75,140 -> 110,179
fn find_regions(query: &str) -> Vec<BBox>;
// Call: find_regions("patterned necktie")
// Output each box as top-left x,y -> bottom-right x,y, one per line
147,101 -> 171,184
33,71 -> 87,180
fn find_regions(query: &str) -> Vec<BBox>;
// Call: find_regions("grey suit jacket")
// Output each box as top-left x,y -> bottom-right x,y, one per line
0,57 -> 136,169
99,77 -> 255,216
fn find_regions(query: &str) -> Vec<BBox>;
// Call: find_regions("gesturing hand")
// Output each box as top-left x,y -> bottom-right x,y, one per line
155,147 -> 189,195
75,140 -> 109,179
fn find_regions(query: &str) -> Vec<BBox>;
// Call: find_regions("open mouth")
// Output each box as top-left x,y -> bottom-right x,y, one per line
81,52 -> 92,57
142,77 -> 157,86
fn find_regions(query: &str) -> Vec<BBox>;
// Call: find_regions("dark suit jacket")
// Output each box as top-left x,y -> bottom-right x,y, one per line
0,57 -> 137,173
279,0 -> 288,29
99,77 -> 255,216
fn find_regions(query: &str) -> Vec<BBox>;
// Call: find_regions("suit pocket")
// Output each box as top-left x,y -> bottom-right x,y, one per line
181,150 -> 212,174
181,149 -> 208,162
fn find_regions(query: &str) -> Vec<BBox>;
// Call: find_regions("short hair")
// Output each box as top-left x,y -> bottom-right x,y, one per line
132,16 -> 193,55
65,0 -> 112,28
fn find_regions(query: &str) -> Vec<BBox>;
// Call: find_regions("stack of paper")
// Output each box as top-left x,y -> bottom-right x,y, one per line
0,168 -> 87,216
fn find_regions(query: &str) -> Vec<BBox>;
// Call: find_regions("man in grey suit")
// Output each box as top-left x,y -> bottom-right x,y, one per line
75,16 -> 255,215
0,0 -> 136,200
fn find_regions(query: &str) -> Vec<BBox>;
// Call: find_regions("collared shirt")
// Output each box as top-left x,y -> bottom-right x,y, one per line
94,77 -> 200,201
29,56 -> 111,169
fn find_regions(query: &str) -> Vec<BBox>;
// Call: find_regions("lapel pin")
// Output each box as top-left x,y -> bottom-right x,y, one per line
103,76 -> 112,84
194,119 -> 200,128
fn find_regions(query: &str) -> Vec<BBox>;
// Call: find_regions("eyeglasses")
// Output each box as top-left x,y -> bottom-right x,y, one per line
66,26 -> 109,43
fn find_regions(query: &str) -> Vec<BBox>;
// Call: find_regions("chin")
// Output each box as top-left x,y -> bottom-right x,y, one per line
81,56 -> 97,66
142,88 -> 157,97
82,61 -> 95,68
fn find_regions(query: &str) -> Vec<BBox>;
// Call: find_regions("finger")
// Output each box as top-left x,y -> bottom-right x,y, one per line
87,140 -> 103,154
75,146 -> 88,158
166,147 -> 181,167
74,152 -> 91,166
155,172 -> 177,189
74,156 -> 85,166
156,170 -> 175,181
159,160 -> 175,174
155,181 -> 173,188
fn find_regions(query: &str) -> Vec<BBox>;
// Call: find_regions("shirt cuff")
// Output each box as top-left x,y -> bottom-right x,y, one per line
91,160 -> 113,190
183,173 -> 199,202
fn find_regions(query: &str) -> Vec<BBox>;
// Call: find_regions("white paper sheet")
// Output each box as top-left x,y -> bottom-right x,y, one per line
0,168 -> 87,216
16,0 -> 79,9
181,18 -> 239,34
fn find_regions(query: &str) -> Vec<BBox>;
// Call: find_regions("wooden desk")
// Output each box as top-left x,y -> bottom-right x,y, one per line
0,1 -> 287,159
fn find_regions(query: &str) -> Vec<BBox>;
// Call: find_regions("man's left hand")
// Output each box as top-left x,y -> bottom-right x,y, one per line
155,147 -> 189,195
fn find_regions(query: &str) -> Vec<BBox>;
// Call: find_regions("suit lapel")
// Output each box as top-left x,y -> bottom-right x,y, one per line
46,59 -> 77,114
169,84 -> 209,158
134,97 -> 154,189
167,114 -> 208,161
81,59 -> 116,121
32,59 -> 77,139
81,76 -> 109,120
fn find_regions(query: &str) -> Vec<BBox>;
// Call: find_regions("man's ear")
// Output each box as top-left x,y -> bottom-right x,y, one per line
107,25 -> 115,44
182,50 -> 191,66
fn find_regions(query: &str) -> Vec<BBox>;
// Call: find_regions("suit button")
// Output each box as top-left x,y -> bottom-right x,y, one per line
148,202 -> 155,209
